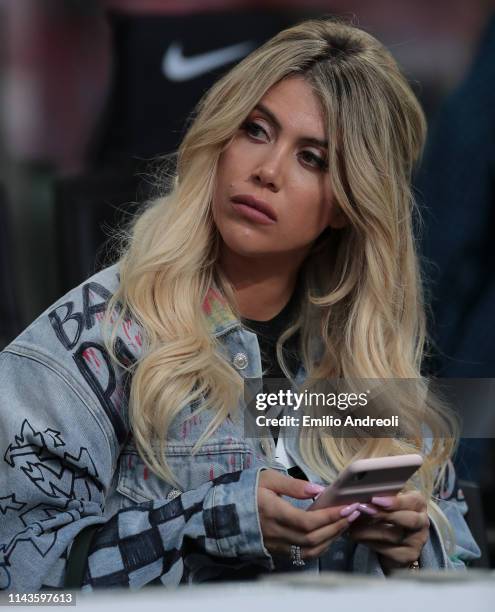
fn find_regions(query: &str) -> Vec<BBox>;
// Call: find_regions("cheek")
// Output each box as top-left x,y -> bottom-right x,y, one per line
217,139 -> 247,182
215,155 -> 228,190
212,151 -> 240,227
214,152 -> 234,207
288,186 -> 333,235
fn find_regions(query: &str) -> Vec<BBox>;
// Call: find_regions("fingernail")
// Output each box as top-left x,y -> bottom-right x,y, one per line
304,483 -> 326,496
371,496 -> 395,507
339,502 -> 360,517
358,503 -> 378,515
347,510 -> 361,523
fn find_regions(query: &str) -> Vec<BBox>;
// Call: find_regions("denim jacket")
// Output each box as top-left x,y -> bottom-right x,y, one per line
0,264 -> 481,592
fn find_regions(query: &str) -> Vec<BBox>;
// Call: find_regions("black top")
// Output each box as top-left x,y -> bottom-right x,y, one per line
242,291 -> 300,444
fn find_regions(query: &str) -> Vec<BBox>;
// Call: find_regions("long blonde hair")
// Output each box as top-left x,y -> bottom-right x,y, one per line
104,17 -> 457,549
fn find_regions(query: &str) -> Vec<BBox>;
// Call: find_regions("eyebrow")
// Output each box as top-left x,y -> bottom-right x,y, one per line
253,103 -> 328,149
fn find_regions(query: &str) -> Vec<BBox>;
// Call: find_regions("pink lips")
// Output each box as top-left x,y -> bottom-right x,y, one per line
231,195 -> 277,224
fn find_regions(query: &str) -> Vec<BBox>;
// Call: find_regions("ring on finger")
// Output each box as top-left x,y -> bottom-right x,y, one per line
290,544 -> 306,567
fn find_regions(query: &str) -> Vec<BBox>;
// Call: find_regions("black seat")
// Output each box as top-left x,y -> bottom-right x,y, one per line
54,163 -> 150,293
0,185 -> 22,347
91,9 -> 295,164
459,479 -> 491,567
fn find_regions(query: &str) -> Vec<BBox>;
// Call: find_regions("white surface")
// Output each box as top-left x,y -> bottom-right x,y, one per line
29,577 -> 495,612
275,434 -> 296,470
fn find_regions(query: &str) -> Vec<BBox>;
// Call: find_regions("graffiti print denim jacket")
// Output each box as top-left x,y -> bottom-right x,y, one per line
0,265 -> 481,592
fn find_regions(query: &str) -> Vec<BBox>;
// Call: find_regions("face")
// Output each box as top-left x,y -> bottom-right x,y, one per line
212,76 -> 345,267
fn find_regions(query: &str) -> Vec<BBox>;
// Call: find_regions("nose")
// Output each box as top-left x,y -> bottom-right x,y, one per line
251,150 -> 284,192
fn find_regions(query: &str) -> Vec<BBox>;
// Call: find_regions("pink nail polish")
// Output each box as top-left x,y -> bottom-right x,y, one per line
347,510 -> 361,523
358,503 -> 378,515
304,483 -> 326,496
371,496 -> 395,507
339,502 -> 360,517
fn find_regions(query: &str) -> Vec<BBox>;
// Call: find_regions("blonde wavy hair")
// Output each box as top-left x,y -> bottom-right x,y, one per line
104,17 -> 458,549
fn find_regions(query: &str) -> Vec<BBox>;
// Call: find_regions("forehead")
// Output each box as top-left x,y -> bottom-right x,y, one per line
256,76 -> 326,138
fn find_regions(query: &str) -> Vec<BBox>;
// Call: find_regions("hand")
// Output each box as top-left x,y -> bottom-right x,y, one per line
257,469 -> 360,562
348,491 -> 430,573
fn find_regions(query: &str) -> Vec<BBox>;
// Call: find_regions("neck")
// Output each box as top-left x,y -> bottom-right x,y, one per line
218,243 -> 306,321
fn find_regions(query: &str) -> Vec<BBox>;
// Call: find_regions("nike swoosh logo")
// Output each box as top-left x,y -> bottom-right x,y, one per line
162,41 -> 255,82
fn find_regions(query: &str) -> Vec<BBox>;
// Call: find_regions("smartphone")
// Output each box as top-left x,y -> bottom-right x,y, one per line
307,453 -> 423,511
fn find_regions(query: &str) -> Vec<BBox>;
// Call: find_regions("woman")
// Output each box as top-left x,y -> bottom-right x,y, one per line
0,18 -> 480,592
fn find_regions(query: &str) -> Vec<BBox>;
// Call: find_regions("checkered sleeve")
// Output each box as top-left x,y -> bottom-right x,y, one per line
81,467 -> 274,589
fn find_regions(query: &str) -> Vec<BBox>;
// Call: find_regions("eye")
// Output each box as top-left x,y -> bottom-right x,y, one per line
299,150 -> 328,171
241,120 -> 269,141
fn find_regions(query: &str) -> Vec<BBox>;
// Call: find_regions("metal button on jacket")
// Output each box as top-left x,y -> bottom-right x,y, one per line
232,352 -> 248,370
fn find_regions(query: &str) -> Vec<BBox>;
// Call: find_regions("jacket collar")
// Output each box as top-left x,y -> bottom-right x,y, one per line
202,286 -> 323,368
202,285 -> 319,384
202,286 -> 241,337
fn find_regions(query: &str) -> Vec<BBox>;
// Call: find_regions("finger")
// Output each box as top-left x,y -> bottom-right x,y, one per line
267,515 -> 351,548
259,487 -> 355,533
259,469 -> 325,500
269,537 -> 342,562
349,524 -> 406,545
279,501 -> 361,533
369,511 -> 430,532
372,491 -> 426,513
302,516 -> 352,548
258,489 -> 337,536
360,540 -> 420,566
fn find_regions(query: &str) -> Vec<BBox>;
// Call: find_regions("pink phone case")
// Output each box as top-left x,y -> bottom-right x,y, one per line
308,453 -> 423,511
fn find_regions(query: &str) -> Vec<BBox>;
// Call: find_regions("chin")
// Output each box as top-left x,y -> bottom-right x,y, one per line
216,217 -> 271,252
222,236 -> 275,258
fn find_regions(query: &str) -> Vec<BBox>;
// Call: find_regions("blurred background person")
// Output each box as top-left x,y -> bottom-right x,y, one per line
415,11 -> 495,545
